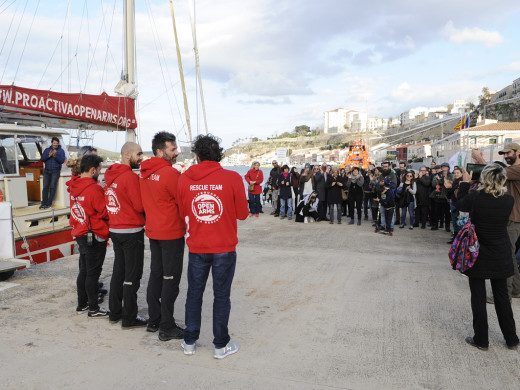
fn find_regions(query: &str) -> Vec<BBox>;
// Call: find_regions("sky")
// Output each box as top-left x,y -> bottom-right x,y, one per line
1,0 -> 520,152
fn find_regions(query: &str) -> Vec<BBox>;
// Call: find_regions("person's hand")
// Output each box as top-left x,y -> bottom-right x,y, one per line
472,148 -> 486,164
347,173 -> 352,179
415,172 -> 419,179
461,167 -> 472,182
338,181 -> 343,186
331,181 -> 336,186
444,179 -> 453,189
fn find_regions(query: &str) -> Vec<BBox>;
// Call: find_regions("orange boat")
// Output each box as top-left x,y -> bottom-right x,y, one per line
344,139 -> 370,169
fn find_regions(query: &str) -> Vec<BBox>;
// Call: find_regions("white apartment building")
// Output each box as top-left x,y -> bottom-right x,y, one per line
407,142 -> 432,159
450,100 -> 471,114
367,117 -> 388,132
324,109 -> 370,133
400,107 -> 429,125
513,77 -> 520,97
427,111 -> 448,121
490,85 -> 513,103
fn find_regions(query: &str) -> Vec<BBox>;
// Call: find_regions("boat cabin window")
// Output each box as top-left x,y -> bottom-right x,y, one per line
0,135 -> 18,175
16,135 -> 44,164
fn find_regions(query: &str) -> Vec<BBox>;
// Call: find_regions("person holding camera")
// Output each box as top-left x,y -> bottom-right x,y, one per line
456,164 -> 519,351
430,163 -> 452,231
295,191 -> 319,223
69,154 -> 110,318
40,136 -> 66,209
472,144 -> 520,301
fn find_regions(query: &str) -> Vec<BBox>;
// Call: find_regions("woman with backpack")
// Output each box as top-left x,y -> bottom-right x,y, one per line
456,164 -> 519,351
397,171 -> 417,230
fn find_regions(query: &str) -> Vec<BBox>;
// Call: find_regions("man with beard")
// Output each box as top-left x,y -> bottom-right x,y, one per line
140,132 -> 186,341
473,144 -> 520,301
69,154 -> 110,317
105,142 -> 147,329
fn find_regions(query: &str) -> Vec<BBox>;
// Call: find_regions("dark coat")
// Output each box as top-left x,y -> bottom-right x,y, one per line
277,173 -> 293,199
314,171 -> 327,201
41,145 -> 66,171
415,175 -> 431,206
269,166 -> 281,189
325,175 -> 345,204
456,182 -> 514,279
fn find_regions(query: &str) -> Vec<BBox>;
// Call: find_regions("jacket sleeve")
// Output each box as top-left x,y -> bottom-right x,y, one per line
234,174 -> 250,220
41,147 -> 50,162
244,171 -> 251,184
129,173 -> 144,214
418,176 -> 431,187
93,186 -> 109,221
325,176 -> 333,189
166,169 -> 180,200
356,175 -> 364,187
408,182 -> 417,195
176,175 -> 186,220
455,182 -> 473,212
55,148 -> 66,164
258,170 -> 264,185
506,165 -> 520,181
389,172 -> 397,188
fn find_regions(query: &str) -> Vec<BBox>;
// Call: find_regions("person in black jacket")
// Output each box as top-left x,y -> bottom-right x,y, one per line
347,167 -> 364,225
277,165 -> 293,220
415,166 -> 431,229
326,167 -> 345,224
268,160 -> 281,216
314,163 -> 329,221
456,164 -> 519,351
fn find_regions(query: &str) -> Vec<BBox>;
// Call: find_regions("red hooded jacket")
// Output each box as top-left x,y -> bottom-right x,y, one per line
177,161 -> 249,253
244,168 -> 264,195
140,157 -> 185,240
69,176 -> 109,240
104,163 -> 145,230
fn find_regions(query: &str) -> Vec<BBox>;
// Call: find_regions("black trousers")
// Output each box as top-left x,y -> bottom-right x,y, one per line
469,277 -> 519,348
109,230 -> 145,323
348,193 -> 362,219
362,194 -> 371,218
76,236 -> 107,311
415,204 -> 429,228
147,237 -> 185,331
431,200 -> 451,229
318,200 -> 327,220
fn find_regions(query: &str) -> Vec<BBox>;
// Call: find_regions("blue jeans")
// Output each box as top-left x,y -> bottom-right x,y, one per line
280,198 -> 293,218
400,202 -> 415,226
248,193 -> 260,214
42,169 -> 61,206
184,251 -> 237,348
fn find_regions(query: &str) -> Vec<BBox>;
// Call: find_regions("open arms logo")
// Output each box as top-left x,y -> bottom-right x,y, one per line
71,197 -> 86,224
191,192 -> 223,224
105,187 -> 121,214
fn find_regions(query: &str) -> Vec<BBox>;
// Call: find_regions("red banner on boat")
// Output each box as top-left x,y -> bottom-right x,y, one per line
0,85 -> 137,129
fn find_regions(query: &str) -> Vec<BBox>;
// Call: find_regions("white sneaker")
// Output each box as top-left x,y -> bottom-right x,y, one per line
181,341 -> 196,355
304,217 -> 308,223
214,341 -> 239,359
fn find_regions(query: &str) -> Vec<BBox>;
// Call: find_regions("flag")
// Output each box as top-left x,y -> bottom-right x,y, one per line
464,114 -> 470,129
454,117 -> 463,131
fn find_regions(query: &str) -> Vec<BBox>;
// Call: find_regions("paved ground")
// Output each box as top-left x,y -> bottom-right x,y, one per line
1,215 -> 520,389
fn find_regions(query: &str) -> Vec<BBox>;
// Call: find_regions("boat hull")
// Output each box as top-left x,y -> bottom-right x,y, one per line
15,228 -> 75,264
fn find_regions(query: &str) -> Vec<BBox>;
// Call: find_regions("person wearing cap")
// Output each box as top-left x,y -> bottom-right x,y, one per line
430,162 -> 452,232
473,144 -> 520,300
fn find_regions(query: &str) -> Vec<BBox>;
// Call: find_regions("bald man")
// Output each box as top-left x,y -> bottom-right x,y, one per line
104,142 -> 148,329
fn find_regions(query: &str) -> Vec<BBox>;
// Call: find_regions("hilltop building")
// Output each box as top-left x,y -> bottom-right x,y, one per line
323,108 -> 387,134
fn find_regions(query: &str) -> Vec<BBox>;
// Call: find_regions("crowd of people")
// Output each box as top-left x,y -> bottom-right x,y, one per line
247,159 -> 471,238
243,143 -> 520,351
67,133 -> 248,359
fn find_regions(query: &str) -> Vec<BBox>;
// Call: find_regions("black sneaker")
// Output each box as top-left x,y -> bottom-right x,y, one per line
88,307 -> 110,318
122,315 -> 148,329
97,294 -> 105,304
146,323 -> 159,333
109,316 -> 122,324
159,326 -> 184,341
76,305 -> 89,313
98,288 -> 108,295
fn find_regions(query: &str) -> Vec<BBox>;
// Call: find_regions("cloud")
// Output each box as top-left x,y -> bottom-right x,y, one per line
237,97 -> 292,105
442,21 -> 504,47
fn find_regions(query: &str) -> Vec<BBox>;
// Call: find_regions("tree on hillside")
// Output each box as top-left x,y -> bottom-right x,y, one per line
294,125 -> 310,136
479,87 -> 491,106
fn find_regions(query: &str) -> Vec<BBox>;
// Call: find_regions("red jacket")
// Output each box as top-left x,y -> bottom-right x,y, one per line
140,157 -> 185,240
104,163 -> 145,230
177,161 -> 249,253
68,177 -> 109,240
244,168 -> 264,194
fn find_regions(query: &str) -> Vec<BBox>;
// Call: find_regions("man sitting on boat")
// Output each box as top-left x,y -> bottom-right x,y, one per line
40,136 -> 66,209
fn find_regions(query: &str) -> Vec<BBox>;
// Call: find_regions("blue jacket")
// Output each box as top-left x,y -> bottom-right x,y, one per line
41,145 -> 66,171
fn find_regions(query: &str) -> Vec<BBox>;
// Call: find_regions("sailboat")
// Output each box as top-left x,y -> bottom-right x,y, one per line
0,0 -> 206,279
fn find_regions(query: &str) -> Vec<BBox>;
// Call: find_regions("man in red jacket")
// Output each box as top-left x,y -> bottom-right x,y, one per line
105,141 -> 147,329
140,132 -> 186,341
69,154 -> 110,318
177,135 -> 249,359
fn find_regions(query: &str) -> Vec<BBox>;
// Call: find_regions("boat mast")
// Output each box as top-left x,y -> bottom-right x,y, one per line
124,0 -> 136,142
169,0 -> 193,144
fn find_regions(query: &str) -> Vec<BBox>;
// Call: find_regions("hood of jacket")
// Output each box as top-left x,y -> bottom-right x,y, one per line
185,160 -> 222,181
140,157 -> 171,179
104,163 -> 132,186
69,176 -> 98,197
65,174 -> 79,193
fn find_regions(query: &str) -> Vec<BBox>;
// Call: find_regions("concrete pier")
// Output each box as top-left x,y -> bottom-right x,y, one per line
1,216 -> 520,389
